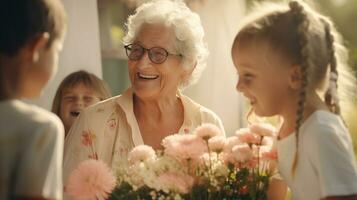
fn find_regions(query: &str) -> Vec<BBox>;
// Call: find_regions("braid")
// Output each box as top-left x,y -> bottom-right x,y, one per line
322,19 -> 341,115
289,0 -> 310,176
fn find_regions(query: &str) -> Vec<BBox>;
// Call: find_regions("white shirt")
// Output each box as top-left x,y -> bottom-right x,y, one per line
0,100 -> 64,200
277,110 -> 357,200
63,88 -> 225,185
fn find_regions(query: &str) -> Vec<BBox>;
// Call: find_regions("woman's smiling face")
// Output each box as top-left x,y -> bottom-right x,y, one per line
127,23 -> 185,100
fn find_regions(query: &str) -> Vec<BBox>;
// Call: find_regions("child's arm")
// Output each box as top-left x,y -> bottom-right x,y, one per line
268,178 -> 287,200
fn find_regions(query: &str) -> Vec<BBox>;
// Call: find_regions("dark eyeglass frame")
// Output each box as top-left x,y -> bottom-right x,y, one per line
124,43 -> 182,64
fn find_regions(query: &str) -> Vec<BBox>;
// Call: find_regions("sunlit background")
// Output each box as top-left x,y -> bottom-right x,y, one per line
28,0 -> 357,159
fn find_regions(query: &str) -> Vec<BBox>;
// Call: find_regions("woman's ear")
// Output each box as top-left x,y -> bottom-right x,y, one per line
181,61 -> 196,80
24,33 -> 50,62
289,65 -> 303,90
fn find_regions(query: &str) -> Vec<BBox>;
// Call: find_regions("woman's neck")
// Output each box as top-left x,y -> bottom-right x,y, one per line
133,93 -> 182,121
133,93 -> 184,150
279,91 -> 329,139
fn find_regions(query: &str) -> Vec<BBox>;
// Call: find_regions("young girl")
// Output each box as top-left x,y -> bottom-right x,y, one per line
52,70 -> 112,136
0,0 -> 66,199
231,1 -> 357,199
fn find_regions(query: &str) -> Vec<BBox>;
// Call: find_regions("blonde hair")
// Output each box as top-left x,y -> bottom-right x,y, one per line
51,70 -> 112,115
123,0 -> 208,88
233,0 -> 356,174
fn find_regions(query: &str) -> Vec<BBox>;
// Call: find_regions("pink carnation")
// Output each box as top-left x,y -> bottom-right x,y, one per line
208,135 -> 226,153
66,159 -> 116,200
194,123 -> 222,140
156,172 -> 194,194
162,134 -> 208,163
128,145 -> 156,164
235,128 -> 261,144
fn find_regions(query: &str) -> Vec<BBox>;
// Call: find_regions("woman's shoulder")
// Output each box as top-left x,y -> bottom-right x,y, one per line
85,96 -> 119,113
78,94 -> 128,126
180,95 -> 225,133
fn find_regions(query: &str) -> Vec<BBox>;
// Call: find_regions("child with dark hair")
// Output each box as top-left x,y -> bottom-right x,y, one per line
52,70 -> 112,136
0,0 -> 67,199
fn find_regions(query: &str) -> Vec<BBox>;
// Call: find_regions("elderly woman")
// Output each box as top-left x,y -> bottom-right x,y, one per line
63,0 -> 225,181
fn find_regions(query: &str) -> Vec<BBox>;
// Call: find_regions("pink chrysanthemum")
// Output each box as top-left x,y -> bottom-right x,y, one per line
231,143 -> 254,163
249,123 -> 277,137
66,159 -> 116,200
194,123 -> 222,140
162,134 -> 208,163
223,136 -> 242,153
156,172 -> 194,194
208,135 -> 226,153
128,145 -> 156,164
235,128 -> 261,144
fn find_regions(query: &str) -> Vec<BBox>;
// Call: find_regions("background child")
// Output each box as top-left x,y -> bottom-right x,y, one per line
231,0 -> 357,199
52,70 -> 112,136
0,0 -> 66,199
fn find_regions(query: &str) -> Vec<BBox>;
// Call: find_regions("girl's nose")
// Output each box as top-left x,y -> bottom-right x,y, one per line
74,98 -> 84,107
236,77 -> 244,92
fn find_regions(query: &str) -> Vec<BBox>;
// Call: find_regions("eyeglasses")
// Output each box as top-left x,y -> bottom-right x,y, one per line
124,43 -> 182,64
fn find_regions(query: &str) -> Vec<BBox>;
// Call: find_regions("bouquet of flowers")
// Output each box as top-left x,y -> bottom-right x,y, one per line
66,123 -> 278,200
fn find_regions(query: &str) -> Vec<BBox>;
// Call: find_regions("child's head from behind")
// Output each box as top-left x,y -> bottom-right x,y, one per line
231,0 -> 353,121
52,70 -> 112,134
0,0 -> 66,100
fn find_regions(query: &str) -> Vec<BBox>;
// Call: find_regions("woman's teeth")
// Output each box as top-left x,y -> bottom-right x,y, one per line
137,73 -> 159,80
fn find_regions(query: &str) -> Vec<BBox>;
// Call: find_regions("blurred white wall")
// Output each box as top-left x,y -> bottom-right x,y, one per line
25,0 -> 102,110
184,0 -> 248,134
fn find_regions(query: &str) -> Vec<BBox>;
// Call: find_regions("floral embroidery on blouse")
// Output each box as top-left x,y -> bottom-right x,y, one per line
88,152 -> 98,160
81,130 -> 95,146
107,118 -> 117,131
81,130 -> 98,160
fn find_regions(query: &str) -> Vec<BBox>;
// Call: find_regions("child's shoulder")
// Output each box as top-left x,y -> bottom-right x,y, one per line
303,110 -> 350,146
0,100 -> 63,135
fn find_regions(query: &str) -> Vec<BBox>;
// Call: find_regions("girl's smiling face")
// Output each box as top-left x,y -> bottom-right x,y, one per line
59,83 -> 101,134
232,40 -> 296,117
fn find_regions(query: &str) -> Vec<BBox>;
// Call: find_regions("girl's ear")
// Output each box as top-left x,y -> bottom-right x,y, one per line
289,65 -> 303,90
24,33 -> 50,62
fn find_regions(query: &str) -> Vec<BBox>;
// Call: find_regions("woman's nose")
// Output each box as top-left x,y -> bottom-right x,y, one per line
137,51 -> 152,69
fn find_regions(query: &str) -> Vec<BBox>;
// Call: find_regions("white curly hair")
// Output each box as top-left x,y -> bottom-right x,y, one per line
123,0 -> 208,88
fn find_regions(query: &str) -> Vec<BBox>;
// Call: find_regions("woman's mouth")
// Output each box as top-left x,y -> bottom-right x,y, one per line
137,72 -> 159,80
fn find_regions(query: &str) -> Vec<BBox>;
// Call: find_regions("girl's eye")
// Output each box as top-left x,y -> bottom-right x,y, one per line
242,74 -> 254,84
63,96 -> 75,102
